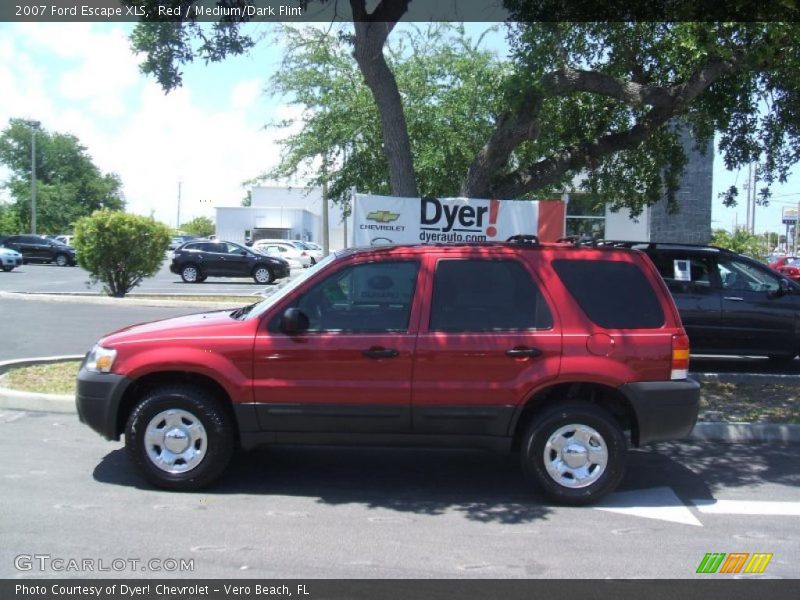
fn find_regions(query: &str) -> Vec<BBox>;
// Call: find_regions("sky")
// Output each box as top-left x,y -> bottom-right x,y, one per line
1,20 -> 798,235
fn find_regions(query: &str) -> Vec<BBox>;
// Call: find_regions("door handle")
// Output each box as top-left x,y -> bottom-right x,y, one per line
723,296 -> 744,301
505,347 -> 543,358
362,347 -> 400,359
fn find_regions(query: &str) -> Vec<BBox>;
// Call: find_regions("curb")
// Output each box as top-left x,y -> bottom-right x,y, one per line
0,291 -> 264,309
688,422 -> 800,443
0,355 -> 83,414
691,371 -> 800,385
1,357 -> 798,442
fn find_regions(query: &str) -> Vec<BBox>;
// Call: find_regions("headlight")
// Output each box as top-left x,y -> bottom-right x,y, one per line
85,345 -> 117,373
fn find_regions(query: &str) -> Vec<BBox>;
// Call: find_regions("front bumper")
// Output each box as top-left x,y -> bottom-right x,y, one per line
619,378 -> 700,446
75,366 -> 133,441
1,257 -> 22,267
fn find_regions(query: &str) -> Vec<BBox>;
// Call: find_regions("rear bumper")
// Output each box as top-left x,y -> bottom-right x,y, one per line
75,367 -> 133,441
619,378 -> 700,446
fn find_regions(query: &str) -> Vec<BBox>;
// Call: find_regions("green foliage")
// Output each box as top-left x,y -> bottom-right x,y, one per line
711,228 -> 768,260
128,10 -> 800,214
0,119 -> 124,234
73,210 -> 171,297
506,22 -> 800,210
180,215 -> 215,237
261,23 -> 506,203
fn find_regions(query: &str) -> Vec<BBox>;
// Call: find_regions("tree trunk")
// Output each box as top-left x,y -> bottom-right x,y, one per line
352,18 -> 418,197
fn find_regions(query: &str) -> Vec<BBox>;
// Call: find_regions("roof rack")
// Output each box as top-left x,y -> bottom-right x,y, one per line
557,239 -> 733,253
506,234 -> 539,245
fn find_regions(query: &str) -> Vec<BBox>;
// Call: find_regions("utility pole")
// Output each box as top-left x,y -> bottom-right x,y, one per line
321,157 -> 329,256
29,120 -> 41,234
750,164 -> 758,234
744,163 -> 751,233
796,200 -> 800,255
176,181 -> 182,230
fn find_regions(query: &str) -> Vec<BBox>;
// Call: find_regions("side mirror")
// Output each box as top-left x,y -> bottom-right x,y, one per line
280,307 -> 309,334
769,279 -> 792,298
238,249 -> 247,256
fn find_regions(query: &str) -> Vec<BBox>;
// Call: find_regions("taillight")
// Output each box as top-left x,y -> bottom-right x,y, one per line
301,251 -> 308,256
671,334 -> 690,380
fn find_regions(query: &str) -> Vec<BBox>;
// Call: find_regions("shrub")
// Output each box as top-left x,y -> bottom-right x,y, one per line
73,210 -> 171,297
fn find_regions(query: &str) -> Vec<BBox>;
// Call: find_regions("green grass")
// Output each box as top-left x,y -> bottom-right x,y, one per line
2,361 -> 82,395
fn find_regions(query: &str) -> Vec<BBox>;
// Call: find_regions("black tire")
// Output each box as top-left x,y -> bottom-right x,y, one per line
197,275 -> 207,283
521,402 -> 627,506
54,253 -> 69,267
125,385 -> 235,491
252,265 -> 275,284
2,266 -> 13,272
310,257 -> 316,265
180,264 -> 202,283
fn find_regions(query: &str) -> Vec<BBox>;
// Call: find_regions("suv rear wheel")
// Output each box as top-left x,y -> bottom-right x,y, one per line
252,265 -> 274,284
521,402 -> 626,506
125,385 -> 235,490
180,264 -> 201,283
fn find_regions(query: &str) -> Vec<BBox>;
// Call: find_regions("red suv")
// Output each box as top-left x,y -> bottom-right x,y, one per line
76,241 -> 699,505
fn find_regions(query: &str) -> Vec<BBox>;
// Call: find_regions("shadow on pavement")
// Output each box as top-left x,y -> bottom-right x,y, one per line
623,441 -> 800,507
94,446 -> 554,524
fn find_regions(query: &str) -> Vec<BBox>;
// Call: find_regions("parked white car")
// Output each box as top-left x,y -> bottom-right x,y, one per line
290,240 -> 324,265
0,246 -> 23,272
251,240 -> 312,268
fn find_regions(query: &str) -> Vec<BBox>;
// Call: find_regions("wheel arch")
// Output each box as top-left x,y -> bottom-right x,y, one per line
510,381 -> 639,451
115,371 -> 239,441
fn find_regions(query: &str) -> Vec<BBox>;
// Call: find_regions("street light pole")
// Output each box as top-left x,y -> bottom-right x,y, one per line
176,181 -> 182,230
29,120 -> 41,234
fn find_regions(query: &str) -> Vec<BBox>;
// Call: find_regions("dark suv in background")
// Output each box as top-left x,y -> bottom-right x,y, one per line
170,240 -> 291,284
1,234 -> 77,266
596,242 -> 800,361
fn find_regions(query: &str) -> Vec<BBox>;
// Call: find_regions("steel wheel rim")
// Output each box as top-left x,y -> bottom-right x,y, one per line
183,266 -> 198,282
254,268 -> 270,283
543,423 -> 608,489
56,254 -> 67,266
144,409 -> 207,473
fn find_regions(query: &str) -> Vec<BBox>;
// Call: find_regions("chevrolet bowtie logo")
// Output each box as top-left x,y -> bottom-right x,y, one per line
367,210 -> 400,223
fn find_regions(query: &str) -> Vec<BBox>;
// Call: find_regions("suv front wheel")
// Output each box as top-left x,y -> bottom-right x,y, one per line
125,385 -> 235,490
521,402 -> 626,506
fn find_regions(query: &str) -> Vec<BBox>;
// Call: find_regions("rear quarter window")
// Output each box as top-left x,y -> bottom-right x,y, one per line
552,258 -> 665,328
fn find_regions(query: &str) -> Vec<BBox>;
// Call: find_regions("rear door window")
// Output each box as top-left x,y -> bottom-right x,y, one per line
552,259 -> 665,328
429,259 -> 553,332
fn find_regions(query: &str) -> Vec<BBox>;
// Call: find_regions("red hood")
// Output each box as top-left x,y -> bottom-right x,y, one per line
100,309 -> 249,346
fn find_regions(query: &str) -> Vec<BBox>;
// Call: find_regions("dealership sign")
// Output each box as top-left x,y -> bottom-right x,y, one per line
351,194 -> 565,246
782,207 -> 798,225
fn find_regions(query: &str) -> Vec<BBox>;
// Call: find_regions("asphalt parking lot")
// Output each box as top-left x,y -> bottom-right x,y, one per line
1,407 -> 798,579
1,283 -> 798,580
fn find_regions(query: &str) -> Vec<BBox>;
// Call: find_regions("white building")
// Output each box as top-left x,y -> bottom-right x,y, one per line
215,186 -> 348,249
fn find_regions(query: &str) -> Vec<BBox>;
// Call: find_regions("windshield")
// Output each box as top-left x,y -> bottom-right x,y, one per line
244,253 -> 338,320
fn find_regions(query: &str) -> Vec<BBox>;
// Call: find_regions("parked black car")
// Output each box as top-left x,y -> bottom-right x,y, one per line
1,234 -> 77,266
594,242 -> 800,361
170,240 -> 291,284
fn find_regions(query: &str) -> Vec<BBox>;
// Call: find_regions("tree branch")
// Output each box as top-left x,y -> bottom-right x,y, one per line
465,52 -> 748,198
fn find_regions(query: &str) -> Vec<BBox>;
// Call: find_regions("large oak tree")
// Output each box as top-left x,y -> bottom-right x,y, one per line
127,1 -> 800,212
